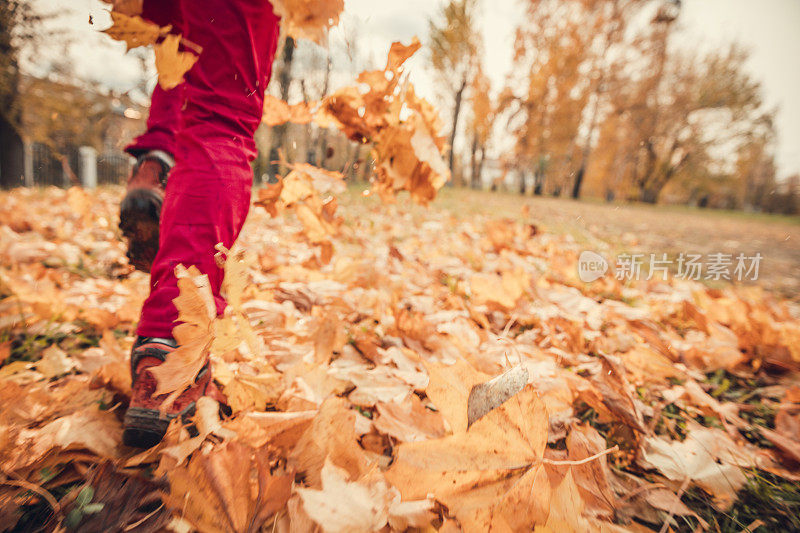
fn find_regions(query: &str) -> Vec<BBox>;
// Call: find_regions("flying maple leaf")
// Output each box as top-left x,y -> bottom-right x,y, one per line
152,259 -> 268,412
262,94 -> 292,126
102,9 -> 200,89
255,163 -> 345,264
258,39 -> 448,206
102,11 -> 166,51
214,243 -> 264,359
263,95 -> 314,126
213,360 -> 282,412
149,265 -> 215,409
158,397 -> 237,467
385,38 -> 422,71
154,33 -> 200,90
99,0 -> 142,16
318,39 -> 450,205
270,0 -> 344,45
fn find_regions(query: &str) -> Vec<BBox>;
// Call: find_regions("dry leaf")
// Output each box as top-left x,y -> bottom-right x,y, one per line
639,423 -> 755,510
467,364 -> 529,428
297,460 -> 396,533
566,425 -> 615,518
163,441 -> 292,533
270,0 -> 344,45
386,359 -> 550,531
36,344 -> 75,378
17,407 -> 121,466
154,33 -> 199,90
289,397 -> 369,488
374,395 -> 446,443
103,11 -> 164,51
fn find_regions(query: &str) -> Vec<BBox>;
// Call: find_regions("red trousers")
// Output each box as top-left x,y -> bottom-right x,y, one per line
127,0 -> 280,338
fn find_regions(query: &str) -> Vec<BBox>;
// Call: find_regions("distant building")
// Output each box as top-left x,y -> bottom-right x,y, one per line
0,75 -> 146,189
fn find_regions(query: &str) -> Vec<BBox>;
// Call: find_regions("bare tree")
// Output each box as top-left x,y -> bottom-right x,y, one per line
428,0 -> 480,184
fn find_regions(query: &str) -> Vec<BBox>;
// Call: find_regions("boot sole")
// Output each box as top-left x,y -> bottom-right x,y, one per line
123,405 -> 197,448
119,188 -> 162,273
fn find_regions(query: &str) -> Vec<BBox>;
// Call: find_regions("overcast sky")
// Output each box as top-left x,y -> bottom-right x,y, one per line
31,0 -> 800,179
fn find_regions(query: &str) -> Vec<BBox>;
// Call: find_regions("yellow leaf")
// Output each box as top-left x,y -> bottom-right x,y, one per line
386,38 -> 422,72
289,397 -> 369,488
298,461 -> 397,532
154,33 -> 199,90
151,265 -> 215,402
470,268 -> 530,310
173,264 -> 216,330
150,334 -> 210,399
386,359 -> 549,531
163,441 -> 291,533
103,11 -> 165,51
270,0 -> 344,45
213,360 -> 282,413
37,345 -> 75,379
100,0 -> 143,16
262,94 -> 291,126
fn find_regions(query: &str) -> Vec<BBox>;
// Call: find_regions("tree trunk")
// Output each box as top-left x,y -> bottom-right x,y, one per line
640,187 -> 659,204
316,54 -> 332,168
358,145 -> 372,182
573,0 -> 620,200
571,165 -> 586,199
448,75 -> 468,184
572,95 -> 599,199
474,145 -> 485,190
268,36 -> 296,179
533,169 -> 543,196
469,133 -> 478,189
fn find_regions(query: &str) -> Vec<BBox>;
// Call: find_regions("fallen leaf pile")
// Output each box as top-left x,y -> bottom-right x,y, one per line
1,180 -> 799,532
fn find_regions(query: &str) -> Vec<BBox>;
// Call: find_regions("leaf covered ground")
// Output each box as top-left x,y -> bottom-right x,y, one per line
1,185 -> 800,533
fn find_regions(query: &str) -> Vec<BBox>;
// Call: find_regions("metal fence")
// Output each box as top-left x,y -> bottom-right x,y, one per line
28,142 -> 130,188
97,152 -> 132,185
30,143 -> 75,187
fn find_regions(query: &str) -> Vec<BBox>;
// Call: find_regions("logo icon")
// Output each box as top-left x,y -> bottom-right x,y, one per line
578,250 -> 608,283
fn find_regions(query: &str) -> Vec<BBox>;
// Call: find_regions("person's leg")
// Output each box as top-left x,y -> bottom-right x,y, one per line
124,85 -> 183,160
124,0 -> 280,447
137,0 -> 280,338
119,0 -> 184,271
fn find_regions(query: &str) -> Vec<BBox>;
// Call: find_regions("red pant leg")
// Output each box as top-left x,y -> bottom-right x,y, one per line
137,0 -> 281,338
125,0 -> 184,158
125,84 -> 184,158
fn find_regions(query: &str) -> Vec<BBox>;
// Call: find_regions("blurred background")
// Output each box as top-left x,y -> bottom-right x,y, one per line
1,0 -> 798,211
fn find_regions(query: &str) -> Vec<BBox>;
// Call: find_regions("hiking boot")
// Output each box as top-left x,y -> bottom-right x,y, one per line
122,336 -> 227,449
119,151 -> 173,272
